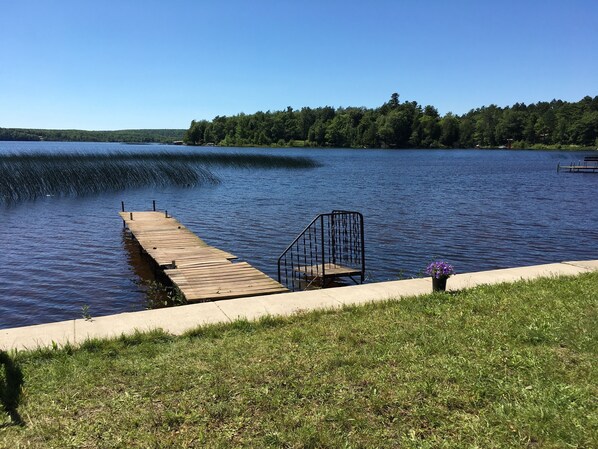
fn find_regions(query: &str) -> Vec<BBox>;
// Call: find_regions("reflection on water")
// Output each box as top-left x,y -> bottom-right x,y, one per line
121,230 -> 187,309
1,142 -> 597,328
121,229 -> 163,306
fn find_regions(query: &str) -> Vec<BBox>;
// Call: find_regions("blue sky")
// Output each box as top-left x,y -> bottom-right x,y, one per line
1,0 -> 597,130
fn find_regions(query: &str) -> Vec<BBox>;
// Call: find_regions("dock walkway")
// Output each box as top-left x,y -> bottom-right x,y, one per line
558,156 -> 598,173
119,211 -> 288,302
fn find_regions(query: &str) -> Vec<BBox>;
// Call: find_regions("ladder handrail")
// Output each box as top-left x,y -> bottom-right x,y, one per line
278,213 -> 325,262
277,210 -> 365,291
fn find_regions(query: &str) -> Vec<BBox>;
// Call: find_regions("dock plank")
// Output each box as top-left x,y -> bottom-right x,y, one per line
121,211 -> 288,302
295,263 -> 362,277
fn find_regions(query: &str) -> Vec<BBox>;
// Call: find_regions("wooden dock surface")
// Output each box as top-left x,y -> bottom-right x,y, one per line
559,165 -> 598,173
120,211 -> 288,302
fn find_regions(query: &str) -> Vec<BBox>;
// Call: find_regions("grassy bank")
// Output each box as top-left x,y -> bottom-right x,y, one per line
514,143 -> 597,151
1,274 -> 597,448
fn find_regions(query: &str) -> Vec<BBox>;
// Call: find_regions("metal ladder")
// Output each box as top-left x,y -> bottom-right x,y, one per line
277,210 -> 365,292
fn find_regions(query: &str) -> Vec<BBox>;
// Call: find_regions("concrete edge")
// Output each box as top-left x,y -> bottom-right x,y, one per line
2,260 -> 597,351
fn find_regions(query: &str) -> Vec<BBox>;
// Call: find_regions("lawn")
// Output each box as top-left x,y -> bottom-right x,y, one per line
1,273 -> 597,448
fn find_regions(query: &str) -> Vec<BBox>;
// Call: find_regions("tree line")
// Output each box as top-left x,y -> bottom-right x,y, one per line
185,94 -> 598,149
0,128 -> 186,144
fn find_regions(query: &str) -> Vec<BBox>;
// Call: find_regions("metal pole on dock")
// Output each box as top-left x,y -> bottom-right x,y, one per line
121,201 -> 125,212
320,215 -> 326,280
360,213 -> 365,284
153,200 -> 156,211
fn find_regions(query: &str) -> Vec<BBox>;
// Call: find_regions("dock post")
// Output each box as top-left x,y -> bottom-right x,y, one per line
153,200 -> 156,211
165,210 -> 168,218
320,215 -> 326,281
121,201 -> 125,212
130,212 -> 133,221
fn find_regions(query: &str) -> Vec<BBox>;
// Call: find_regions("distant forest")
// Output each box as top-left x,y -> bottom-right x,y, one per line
185,94 -> 598,149
2,95 -> 597,149
0,128 -> 185,144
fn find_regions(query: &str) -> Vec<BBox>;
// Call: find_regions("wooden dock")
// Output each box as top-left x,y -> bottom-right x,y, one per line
120,211 -> 288,302
558,164 -> 598,173
558,157 -> 598,173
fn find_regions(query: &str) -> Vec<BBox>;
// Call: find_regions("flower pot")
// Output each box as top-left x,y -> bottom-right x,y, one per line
432,276 -> 447,292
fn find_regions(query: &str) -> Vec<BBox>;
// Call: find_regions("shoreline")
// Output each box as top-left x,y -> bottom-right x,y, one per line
1,139 -> 596,151
2,259 -> 596,351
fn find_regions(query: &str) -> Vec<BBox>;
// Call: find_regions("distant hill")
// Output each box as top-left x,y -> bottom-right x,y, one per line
0,128 -> 186,144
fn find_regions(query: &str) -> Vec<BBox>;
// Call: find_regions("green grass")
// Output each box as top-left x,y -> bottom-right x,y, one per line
1,273 -> 597,448
0,152 -> 319,204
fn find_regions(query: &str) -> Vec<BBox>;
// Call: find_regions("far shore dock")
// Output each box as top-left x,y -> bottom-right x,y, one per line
558,156 -> 598,173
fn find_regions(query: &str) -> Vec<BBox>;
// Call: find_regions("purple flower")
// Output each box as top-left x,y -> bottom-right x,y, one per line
425,261 -> 455,279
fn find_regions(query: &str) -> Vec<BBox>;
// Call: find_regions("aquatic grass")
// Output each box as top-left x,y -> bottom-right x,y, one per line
0,151 -> 318,204
0,156 -> 215,204
0,151 -> 319,168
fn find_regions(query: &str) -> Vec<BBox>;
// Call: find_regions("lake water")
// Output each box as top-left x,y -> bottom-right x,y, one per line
1,141 -> 597,329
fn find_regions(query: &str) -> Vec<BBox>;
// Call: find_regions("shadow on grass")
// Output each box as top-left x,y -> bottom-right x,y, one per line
0,351 -> 24,427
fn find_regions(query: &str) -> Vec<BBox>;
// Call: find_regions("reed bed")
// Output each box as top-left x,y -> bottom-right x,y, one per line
0,151 -> 318,204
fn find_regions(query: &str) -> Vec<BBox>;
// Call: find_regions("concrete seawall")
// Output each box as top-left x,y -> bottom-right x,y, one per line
2,260 -> 597,351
